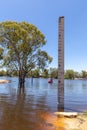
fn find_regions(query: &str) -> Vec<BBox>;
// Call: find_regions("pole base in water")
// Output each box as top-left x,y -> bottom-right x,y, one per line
54,112 -> 78,118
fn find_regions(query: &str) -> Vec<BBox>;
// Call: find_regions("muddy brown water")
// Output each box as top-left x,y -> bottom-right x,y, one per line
0,77 -> 87,130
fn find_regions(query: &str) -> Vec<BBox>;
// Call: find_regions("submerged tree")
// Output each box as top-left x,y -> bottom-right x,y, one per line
0,21 -> 52,87
0,47 -> 4,59
0,47 -> 4,68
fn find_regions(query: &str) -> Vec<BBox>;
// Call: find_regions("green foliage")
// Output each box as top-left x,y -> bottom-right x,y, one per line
0,70 -> 6,76
74,71 -> 81,78
37,49 -> 52,70
0,21 -> 52,85
49,68 -> 58,78
64,69 -> 75,79
81,70 -> 87,79
28,69 -> 40,78
41,69 -> 49,78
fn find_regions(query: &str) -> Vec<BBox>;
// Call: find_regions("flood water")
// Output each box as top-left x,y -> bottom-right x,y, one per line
0,77 -> 87,130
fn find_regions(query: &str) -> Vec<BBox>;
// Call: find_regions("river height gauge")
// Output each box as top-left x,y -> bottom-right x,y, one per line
58,16 -> 64,109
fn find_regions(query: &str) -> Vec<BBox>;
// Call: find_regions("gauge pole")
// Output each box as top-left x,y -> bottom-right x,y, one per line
58,16 -> 64,110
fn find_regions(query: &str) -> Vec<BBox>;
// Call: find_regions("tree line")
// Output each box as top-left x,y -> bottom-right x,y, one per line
0,68 -> 87,79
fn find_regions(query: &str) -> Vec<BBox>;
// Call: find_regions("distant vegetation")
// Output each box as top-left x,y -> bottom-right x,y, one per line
0,68 -> 87,79
64,70 -> 87,79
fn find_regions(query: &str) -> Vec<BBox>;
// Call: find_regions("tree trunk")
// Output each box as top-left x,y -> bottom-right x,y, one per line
18,71 -> 25,88
19,77 -> 25,88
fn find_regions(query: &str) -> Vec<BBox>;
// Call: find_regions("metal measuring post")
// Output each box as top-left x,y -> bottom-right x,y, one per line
58,16 -> 64,110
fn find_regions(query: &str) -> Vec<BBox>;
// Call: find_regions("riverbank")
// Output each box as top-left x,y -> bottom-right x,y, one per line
42,111 -> 87,130
54,111 -> 87,130
62,112 -> 87,130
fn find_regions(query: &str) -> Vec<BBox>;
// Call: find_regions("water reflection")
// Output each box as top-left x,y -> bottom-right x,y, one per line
58,103 -> 64,112
58,81 -> 64,112
0,78 -> 57,130
0,78 -> 87,129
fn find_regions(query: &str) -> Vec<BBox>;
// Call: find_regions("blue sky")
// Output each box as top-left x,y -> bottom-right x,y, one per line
0,0 -> 87,72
